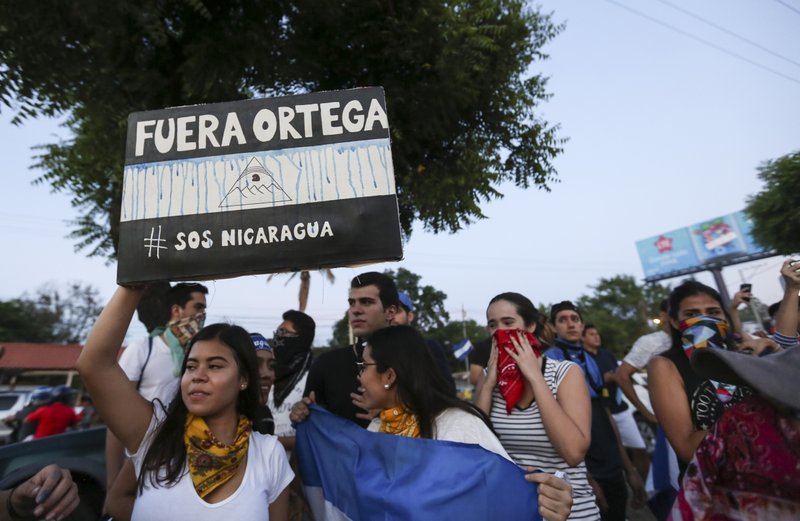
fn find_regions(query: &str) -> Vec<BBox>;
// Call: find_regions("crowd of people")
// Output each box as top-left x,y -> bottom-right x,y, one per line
3,259 -> 798,520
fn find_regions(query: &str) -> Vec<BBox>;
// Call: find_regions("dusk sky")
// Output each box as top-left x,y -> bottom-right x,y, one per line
2,0 -> 798,344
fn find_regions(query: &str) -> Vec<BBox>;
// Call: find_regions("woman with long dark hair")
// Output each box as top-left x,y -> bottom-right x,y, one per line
292,324 -> 574,521
475,292 -> 598,521
648,280 -> 752,466
77,287 -> 292,520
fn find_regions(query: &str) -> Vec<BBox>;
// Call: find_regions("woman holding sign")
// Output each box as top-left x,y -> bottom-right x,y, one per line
475,292 -> 598,521
77,286 -> 292,521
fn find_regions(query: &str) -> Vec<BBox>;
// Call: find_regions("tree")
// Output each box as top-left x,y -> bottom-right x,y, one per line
1,0 -> 563,259
576,275 -> 671,359
746,150 -> 800,254
0,283 -> 104,343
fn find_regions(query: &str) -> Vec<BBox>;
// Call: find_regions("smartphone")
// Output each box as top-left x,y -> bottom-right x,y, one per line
740,283 -> 752,301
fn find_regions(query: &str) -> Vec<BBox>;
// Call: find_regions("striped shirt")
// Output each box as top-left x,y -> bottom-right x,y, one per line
490,357 -> 600,521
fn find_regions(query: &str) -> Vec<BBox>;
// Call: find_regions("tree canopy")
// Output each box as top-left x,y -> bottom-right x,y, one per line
746,150 -> 800,255
0,283 -> 104,343
575,274 -> 671,359
1,0 -> 564,259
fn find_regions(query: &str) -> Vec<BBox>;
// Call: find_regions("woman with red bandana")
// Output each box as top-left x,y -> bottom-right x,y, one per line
475,292 -> 598,521
77,286 -> 293,521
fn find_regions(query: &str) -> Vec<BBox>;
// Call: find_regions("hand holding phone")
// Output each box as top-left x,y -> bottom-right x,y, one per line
740,283 -> 752,302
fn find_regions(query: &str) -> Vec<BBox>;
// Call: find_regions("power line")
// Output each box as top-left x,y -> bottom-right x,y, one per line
773,0 -> 800,17
652,0 -> 800,69
601,0 -> 800,86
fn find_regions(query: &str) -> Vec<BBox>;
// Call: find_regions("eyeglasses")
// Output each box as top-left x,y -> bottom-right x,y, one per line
356,361 -> 377,374
273,327 -> 299,338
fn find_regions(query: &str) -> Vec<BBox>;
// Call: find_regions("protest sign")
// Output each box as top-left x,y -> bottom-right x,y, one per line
117,87 -> 402,284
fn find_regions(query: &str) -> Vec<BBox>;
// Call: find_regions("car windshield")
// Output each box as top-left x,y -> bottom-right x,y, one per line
0,395 -> 20,409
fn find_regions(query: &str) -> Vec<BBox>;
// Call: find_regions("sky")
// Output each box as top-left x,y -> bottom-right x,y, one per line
1,0 -> 798,346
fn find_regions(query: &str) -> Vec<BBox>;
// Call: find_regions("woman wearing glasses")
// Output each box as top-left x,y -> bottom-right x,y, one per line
291,325 -> 574,521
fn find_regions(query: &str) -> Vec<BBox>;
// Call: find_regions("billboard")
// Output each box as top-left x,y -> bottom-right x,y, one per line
636,211 -> 773,282
117,87 -> 403,284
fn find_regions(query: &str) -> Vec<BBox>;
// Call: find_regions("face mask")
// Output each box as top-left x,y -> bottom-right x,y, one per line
679,315 -> 729,359
168,312 -> 206,347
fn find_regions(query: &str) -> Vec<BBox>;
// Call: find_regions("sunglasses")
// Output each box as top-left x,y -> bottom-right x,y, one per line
356,361 -> 377,374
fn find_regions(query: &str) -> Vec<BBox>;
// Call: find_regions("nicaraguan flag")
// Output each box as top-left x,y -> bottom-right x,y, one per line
295,405 -> 541,521
452,338 -> 473,361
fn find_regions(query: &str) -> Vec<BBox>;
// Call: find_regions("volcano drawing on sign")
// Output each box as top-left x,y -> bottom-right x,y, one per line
219,157 -> 292,208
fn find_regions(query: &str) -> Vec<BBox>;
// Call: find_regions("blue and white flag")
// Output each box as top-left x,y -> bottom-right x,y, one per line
452,338 -> 473,361
295,405 -> 541,521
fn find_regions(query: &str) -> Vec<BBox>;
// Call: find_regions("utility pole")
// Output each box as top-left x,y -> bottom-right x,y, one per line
462,305 -> 469,372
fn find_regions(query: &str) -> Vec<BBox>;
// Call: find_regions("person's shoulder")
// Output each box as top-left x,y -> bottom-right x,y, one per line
435,407 -> 484,431
314,346 -> 354,362
543,346 -> 563,360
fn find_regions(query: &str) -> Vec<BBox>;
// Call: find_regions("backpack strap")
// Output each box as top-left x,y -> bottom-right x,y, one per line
135,336 -> 155,391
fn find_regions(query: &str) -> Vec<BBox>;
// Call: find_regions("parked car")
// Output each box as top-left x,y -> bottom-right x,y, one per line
0,426 -> 107,520
0,391 -> 30,444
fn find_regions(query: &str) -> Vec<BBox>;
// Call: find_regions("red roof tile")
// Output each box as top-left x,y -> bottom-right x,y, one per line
0,343 -> 125,371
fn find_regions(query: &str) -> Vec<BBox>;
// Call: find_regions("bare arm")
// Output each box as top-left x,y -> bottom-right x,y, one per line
534,365 -> 592,466
104,458 -> 137,521
76,286 -> 153,453
776,260 -> 800,339
105,430 -> 127,492
268,487 -> 290,521
647,356 -> 706,462
468,364 -> 485,387
473,344 -> 498,415
615,362 -> 657,423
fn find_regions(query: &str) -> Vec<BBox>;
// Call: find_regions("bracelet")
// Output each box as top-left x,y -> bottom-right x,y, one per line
482,367 -> 488,377
6,486 -> 26,521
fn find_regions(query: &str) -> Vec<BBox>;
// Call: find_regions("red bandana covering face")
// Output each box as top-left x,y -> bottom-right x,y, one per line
494,329 -> 541,414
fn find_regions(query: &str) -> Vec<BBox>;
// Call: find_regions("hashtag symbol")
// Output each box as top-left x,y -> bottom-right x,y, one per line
143,226 -> 168,259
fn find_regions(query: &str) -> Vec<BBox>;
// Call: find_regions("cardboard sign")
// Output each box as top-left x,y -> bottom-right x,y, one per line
117,87 -> 403,283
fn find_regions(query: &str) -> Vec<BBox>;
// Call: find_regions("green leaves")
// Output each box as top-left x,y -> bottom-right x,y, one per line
746,150 -> 800,255
2,0 -> 563,258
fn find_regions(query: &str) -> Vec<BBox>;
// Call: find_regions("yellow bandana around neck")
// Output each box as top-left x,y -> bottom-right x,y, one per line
184,414 -> 251,498
378,405 -> 420,438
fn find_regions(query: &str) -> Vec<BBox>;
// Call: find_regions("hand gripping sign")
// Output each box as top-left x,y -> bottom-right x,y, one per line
117,87 -> 403,284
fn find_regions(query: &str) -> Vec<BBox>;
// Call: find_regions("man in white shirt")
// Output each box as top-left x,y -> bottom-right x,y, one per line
616,300 -> 670,424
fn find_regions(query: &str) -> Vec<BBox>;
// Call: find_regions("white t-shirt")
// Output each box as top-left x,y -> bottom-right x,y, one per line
368,408 -> 511,461
130,409 -> 293,521
119,335 -> 180,404
623,330 -> 671,370
267,372 -> 309,438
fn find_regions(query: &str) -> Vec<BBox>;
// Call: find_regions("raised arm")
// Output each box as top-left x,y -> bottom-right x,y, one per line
775,260 -> 800,347
615,362 -> 656,423
76,286 -> 154,453
647,355 -> 705,462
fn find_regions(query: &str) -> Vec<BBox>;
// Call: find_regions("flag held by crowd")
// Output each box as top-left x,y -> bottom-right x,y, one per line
452,338 -> 473,361
295,405 -> 541,521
